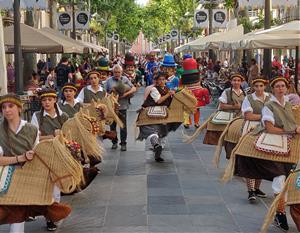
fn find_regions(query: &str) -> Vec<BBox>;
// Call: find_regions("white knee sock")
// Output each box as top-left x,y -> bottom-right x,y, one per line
10,222 -> 25,233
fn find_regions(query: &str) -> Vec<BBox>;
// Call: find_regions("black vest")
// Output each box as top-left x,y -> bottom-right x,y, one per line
142,86 -> 171,108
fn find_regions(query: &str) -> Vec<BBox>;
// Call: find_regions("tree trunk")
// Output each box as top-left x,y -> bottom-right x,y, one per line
49,0 -> 57,67
23,10 -> 36,84
0,15 -> 7,94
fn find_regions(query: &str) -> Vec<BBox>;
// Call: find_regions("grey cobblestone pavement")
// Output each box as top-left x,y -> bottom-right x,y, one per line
0,90 -> 297,233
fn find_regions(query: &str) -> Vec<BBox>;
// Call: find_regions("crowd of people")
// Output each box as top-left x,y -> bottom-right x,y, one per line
0,50 -> 300,233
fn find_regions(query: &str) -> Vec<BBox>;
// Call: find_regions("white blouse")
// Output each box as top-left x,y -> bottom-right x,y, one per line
150,87 -> 161,103
76,85 -> 105,103
31,107 -> 63,132
241,92 -> 269,115
219,88 -> 243,104
0,120 -> 39,156
261,95 -> 289,126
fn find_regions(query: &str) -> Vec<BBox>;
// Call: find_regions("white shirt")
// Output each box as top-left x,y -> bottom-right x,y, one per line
0,120 -> 39,156
241,92 -> 269,115
150,87 -> 161,103
223,60 -> 228,68
62,99 -> 80,107
219,88 -> 243,104
76,85 -> 104,103
261,95 -> 289,126
31,107 -> 63,131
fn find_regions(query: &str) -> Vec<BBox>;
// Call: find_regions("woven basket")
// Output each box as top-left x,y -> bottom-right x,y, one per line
0,135 -> 83,205
224,118 -> 243,143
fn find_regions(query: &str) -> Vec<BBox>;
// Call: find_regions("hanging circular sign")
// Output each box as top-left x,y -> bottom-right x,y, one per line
59,13 -> 71,26
77,12 -> 89,26
214,11 -> 226,24
195,11 -> 207,24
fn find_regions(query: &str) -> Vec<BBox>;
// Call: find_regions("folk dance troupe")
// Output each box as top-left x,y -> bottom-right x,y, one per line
0,52 -> 300,233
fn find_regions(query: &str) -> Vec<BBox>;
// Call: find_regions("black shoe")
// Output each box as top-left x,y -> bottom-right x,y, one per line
254,189 -> 267,198
248,190 -> 256,202
111,143 -> 118,149
194,124 -> 200,128
154,145 -> 164,162
274,212 -> 289,232
183,124 -> 189,129
47,221 -> 57,231
121,144 -> 127,151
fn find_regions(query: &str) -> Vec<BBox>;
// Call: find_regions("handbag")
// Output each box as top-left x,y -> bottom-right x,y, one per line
211,111 -> 234,124
255,132 -> 291,156
147,106 -> 168,119
0,165 -> 15,194
242,120 -> 260,136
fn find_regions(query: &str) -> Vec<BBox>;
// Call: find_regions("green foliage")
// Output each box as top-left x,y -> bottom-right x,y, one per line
89,0 -> 142,43
141,0 -> 198,42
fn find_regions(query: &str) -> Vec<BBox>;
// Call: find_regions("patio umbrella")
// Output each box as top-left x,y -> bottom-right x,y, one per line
174,25 -> 244,53
4,24 -> 63,53
39,27 -> 87,54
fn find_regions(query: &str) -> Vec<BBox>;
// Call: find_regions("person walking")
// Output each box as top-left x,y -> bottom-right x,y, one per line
104,64 -> 136,151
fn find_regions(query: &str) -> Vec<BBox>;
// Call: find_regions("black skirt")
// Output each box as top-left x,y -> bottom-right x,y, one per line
235,155 -> 293,181
137,123 -> 181,141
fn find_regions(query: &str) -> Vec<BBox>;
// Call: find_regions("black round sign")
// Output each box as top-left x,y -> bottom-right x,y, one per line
59,13 -> 71,26
77,12 -> 89,25
171,30 -> 178,37
113,34 -> 119,41
195,11 -> 207,24
214,11 -> 226,24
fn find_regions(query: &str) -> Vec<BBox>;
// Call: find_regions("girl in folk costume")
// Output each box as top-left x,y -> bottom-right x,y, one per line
223,76 -> 300,232
183,73 -> 246,145
205,74 -> 246,145
0,94 -> 71,233
31,89 -> 69,140
236,77 -> 270,202
76,70 -> 107,104
181,58 -> 210,128
137,72 -> 176,162
58,83 -> 83,118
31,89 -> 69,231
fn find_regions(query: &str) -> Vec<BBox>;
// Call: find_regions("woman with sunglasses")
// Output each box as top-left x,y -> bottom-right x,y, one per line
229,76 -> 300,232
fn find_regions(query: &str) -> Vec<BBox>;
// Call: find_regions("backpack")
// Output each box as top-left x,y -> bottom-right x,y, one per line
56,64 -> 68,87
